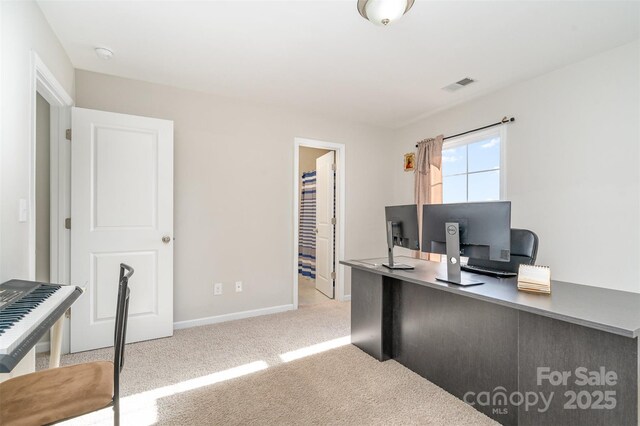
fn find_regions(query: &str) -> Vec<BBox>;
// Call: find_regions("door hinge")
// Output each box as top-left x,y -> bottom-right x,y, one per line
331,163 -> 336,171
65,308 -> 71,319
65,129 -> 72,141
331,217 -> 336,225
331,271 -> 336,280
64,218 -> 71,230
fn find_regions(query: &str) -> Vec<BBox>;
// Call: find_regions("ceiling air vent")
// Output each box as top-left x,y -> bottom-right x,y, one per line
442,77 -> 476,92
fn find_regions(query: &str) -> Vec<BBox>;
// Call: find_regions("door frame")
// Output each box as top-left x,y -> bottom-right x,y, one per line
28,51 -> 73,352
293,138 -> 346,308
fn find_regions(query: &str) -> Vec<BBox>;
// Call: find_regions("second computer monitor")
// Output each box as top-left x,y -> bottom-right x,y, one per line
422,201 -> 511,262
382,205 -> 420,270
386,205 -> 420,251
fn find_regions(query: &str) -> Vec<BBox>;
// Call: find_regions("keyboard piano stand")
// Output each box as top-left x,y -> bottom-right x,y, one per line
49,317 -> 65,369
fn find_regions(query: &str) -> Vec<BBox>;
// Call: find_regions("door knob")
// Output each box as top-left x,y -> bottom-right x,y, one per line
162,236 -> 171,244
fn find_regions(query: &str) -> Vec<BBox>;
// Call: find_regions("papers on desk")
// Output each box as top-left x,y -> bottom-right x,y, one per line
517,264 -> 551,294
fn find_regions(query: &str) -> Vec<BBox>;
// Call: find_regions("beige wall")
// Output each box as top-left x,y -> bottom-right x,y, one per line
391,41 -> 640,293
75,70 -> 394,322
1,1 -> 75,282
298,147 -> 331,283
35,93 -> 50,282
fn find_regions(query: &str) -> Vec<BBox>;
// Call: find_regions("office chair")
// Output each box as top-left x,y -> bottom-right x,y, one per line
0,264 -> 134,426
466,228 -> 539,273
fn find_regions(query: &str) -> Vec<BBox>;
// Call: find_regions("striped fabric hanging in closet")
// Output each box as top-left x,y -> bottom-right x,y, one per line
299,171 -> 317,279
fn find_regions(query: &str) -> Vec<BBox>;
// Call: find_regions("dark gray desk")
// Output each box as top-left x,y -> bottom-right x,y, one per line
342,256 -> 640,425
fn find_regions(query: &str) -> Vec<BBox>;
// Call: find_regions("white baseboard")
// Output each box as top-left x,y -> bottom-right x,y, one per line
36,341 -> 50,354
34,305 -> 296,353
173,304 -> 295,330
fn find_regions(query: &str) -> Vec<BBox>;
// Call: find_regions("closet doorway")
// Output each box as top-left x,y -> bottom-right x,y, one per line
293,138 -> 346,309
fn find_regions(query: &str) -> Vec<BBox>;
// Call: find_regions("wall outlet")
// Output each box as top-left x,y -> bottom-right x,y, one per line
214,283 -> 223,296
235,281 -> 243,292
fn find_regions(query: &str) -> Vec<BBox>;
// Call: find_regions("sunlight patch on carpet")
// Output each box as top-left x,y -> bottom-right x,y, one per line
279,336 -> 350,362
59,361 -> 269,425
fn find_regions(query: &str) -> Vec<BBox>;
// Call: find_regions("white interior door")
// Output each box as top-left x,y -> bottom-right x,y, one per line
70,107 -> 173,352
315,151 -> 335,298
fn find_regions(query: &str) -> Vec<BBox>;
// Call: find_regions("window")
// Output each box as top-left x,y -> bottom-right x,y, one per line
441,129 -> 504,203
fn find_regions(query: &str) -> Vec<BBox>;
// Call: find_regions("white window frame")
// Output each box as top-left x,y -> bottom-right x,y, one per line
442,126 -> 507,201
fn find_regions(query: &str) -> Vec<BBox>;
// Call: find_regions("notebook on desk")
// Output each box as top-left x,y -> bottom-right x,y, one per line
517,264 -> 551,294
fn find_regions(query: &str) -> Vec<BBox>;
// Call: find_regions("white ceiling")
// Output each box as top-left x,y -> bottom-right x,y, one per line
39,1 -> 639,128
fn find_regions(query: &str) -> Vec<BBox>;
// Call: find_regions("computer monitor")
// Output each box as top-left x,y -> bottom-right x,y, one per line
422,201 -> 511,286
383,205 -> 420,270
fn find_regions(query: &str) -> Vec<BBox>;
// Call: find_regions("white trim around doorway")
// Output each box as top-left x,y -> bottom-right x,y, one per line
29,51 -> 73,354
293,138 -> 346,309
29,51 -> 73,283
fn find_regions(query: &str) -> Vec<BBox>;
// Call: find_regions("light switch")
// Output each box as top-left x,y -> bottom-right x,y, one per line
18,199 -> 28,222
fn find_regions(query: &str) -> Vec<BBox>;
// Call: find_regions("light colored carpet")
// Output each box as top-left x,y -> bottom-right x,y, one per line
37,301 -> 495,425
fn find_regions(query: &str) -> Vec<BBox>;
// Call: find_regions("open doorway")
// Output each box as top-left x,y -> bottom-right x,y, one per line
34,92 -> 62,362
293,138 -> 346,309
298,147 -> 333,306
35,93 -> 51,286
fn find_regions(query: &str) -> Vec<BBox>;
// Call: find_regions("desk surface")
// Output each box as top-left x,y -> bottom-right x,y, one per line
341,256 -> 640,338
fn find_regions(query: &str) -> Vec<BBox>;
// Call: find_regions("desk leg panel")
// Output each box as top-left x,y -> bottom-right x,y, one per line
392,281 -> 519,425
518,312 -> 638,426
351,269 -> 392,361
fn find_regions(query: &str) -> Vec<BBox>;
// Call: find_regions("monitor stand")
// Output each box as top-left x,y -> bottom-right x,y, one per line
435,222 -> 484,286
382,220 -> 414,270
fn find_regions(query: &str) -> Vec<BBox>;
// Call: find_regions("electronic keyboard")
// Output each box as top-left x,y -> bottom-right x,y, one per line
0,280 -> 82,373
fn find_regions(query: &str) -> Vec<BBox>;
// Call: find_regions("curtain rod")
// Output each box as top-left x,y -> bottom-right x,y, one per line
415,116 -> 515,148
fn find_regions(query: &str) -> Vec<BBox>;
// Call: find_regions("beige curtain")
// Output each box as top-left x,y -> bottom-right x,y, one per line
414,135 -> 444,261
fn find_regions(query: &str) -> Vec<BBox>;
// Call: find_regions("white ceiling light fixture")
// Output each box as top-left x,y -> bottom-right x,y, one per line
357,0 -> 415,26
95,47 -> 114,60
